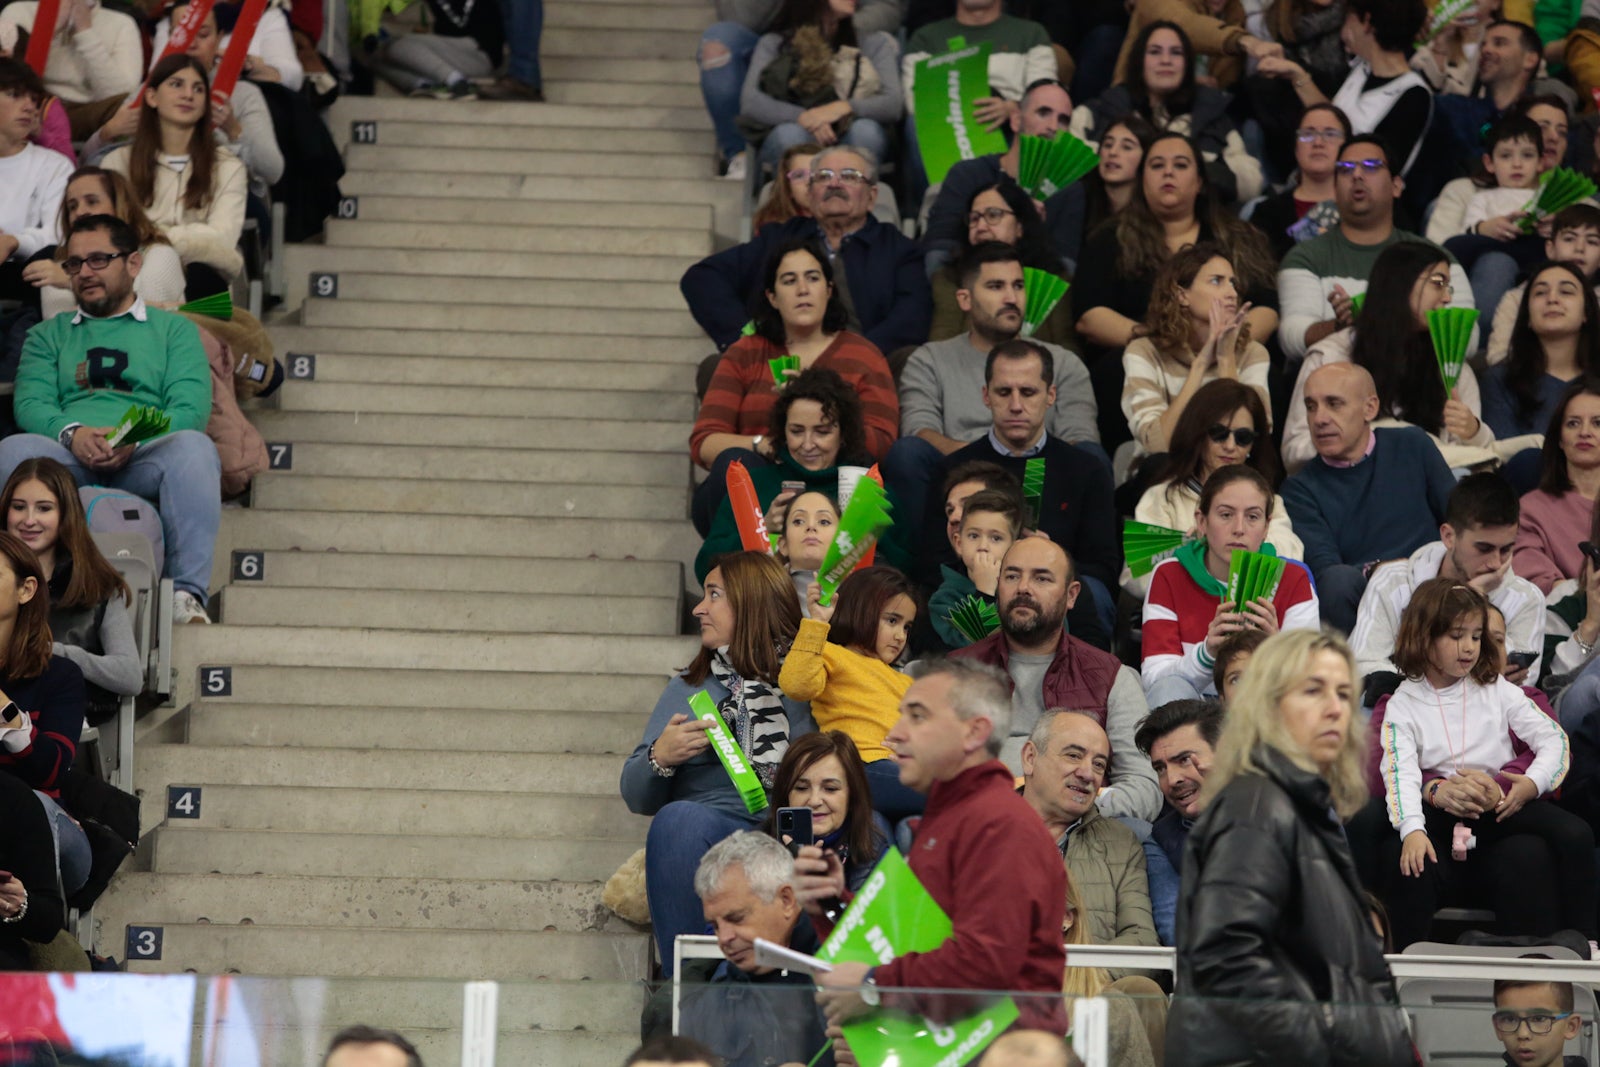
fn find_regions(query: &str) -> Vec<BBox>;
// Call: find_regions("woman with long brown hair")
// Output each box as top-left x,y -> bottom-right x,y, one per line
24,165 -> 183,318
102,53 -> 246,297
0,531 -> 91,899
3,458 -> 138,716
751,142 -> 821,233
764,730 -> 885,890
621,550 -> 813,969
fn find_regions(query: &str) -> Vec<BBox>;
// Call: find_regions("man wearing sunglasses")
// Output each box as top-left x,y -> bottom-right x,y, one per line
0,213 -> 217,625
681,144 -> 930,357
1278,135 -> 1475,363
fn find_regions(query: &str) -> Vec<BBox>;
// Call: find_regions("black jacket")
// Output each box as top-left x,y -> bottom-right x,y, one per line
1167,746 -> 1414,1067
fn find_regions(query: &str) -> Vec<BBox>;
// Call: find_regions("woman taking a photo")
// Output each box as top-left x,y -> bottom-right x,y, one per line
1120,242 -> 1271,456
1167,629 -> 1413,1066
697,367 -> 906,582
765,730 -> 885,890
1074,131 -> 1276,449
691,239 -> 897,535
1513,381 -> 1600,596
620,550 -> 812,969
1282,242 -> 1494,473
3,459 -> 140,714
103,54 -> 246,297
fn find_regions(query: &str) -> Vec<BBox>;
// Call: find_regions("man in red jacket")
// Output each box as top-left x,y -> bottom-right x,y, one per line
806,658 -> 1069,1035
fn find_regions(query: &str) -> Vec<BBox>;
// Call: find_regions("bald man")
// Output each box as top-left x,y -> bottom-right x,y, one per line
1281,362 -> 1457,632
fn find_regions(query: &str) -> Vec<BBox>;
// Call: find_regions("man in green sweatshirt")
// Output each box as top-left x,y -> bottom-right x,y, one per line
1,213 -> 218,624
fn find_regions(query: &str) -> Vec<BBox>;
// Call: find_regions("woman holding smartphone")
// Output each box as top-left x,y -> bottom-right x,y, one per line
767,730 -> 886,891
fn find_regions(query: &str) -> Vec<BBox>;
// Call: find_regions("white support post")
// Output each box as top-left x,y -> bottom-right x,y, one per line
1070,996 -> 1110,1067
461,980 -> 499,1067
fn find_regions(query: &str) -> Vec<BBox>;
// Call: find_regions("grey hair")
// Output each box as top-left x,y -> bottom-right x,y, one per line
1026,707 -> 1104,754
693,831 -> 795,903
815,144 -> 879,183
909,657 -> 1013,757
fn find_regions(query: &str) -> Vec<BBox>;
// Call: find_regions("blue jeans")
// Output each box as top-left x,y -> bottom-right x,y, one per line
503,0 -> 544,88
0,431 -> 220,603
901,114 -> 929,224
1316,563 -> 1368,635
758,118 -> 890,175
35,791 -> 90,895
864,757 -> 924,823
1141,834 -> 1178,946
645,800 -> 758,970
699,21 -> 760,161
1145,674 -> 1205,709
1069,22 -> 1125,105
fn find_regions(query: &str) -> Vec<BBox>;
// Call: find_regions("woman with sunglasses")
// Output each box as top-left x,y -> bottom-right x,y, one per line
1121,242 -> 1271,458
1140,465 -> 1319,707
1282,241 -> 1495,473
1125,379 -> 1299,598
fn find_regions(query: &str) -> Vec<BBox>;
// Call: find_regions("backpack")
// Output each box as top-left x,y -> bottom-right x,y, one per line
78,487 -> 165,579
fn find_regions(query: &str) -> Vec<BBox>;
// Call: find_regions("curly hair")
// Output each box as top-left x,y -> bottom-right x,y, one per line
768,366 -> 867,465
1141,242 -> 1254,362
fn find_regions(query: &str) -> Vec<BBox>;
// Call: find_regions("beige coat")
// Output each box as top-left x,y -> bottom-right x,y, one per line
1063,803 -> 1159,953
103,146 -> 247,279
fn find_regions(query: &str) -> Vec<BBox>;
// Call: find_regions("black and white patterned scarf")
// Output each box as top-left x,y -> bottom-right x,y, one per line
709,647 -> 790,789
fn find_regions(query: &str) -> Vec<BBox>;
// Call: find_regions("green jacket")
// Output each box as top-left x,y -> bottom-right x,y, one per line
15,302 -> 210,440
695,452 -> 910,583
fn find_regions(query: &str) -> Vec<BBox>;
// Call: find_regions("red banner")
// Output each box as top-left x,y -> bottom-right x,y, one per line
123,0 -> 217,109
727,460 -> 771,553
210,0 -> 267,99
22,0 -> 61,76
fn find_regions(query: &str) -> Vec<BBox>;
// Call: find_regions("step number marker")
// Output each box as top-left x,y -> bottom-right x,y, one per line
267,443 -> 293,470
126,926 -> 163,961
167,786 -> 201,819
286,353 -> 316,380
310,273 -> 338,299
337,197 -> 359,219
351,121 -> 377,144
201,666 -> 233,697
231,551 -> 264,582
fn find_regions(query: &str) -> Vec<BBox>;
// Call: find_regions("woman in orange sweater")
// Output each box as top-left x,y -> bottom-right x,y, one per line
778,565 -> 924,820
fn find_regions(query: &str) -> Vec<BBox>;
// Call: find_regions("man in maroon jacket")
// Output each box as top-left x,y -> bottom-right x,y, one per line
806,658 -> 1069,1036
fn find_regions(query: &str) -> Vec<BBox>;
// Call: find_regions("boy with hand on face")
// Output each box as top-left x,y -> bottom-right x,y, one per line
929,488 -> 1023,650
1492,979 -> 1585,1067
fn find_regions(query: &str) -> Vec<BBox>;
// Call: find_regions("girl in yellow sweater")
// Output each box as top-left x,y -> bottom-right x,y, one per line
779,566 -> 925,820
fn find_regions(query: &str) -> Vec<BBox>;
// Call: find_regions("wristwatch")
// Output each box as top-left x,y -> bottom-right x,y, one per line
861,969 -> 880,1007
751,434 -> 764,455
57,424 -> 81,449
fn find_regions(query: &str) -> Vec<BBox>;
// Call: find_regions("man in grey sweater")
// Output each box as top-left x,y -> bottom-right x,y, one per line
882,242 -> 1098,538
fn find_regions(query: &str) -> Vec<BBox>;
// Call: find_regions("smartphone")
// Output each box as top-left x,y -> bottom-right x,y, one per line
776,807 -> 814,855
1582,542 -> 1600,569
1506,650 -> 1538,670
780,481 -> 806,496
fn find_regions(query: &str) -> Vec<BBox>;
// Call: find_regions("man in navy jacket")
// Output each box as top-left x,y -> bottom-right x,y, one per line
680,145 -> 931,355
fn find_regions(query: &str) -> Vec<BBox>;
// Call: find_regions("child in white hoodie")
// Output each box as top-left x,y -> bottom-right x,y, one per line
1380,577 -> 1595,950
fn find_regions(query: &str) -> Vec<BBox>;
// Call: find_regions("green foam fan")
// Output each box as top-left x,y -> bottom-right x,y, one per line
1022,457 -> 1045,528
1418,0 -> 1474,43
947,594 -> 1001,644
105,403 -> 172,448
740,320 -> 756,337
1426,306 -> 1479,393
1016,132 -> 1099,200
816,477 -> 894,606
178,290 -> 233,321
1347,291 -> 1366,319
1226,549 -> 1287,609
1123,520 -> 1188,578
1518,167 -> 1598,232
767,355 -> 801,386
1021,268 -> 1069,338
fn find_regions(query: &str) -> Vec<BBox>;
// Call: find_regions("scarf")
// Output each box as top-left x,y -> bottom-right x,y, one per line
1174,538 -> 1278,599
709,648 -> 790,789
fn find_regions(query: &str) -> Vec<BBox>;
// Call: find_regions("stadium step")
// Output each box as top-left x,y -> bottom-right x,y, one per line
244,410 -> 685,450
546,79 -> 701,108
246,443 -> 687,485
290,272 -> 687,312
248,474 -> 687,521
329,95 -> 707,132
301,298 -> 703,337
184,666 -> 668,713
543,26 -> 703,61
317,194 -> 712,229
280,245 -> 691,294
345,144 -> 710,180
323,217 -> 711,257
270,380 -> 694,420
272,352 -> 692,391
219,584 -> 679,634
332,118 -> 711,155
260,325 -> 707,362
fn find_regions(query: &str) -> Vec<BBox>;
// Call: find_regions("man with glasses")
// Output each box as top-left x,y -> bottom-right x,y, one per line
1278,135 -> 1474,362
680,144 -> 930,357
0,214 -> 217,625
920,78 -> 1075,277
1491,979 -> 1584,1067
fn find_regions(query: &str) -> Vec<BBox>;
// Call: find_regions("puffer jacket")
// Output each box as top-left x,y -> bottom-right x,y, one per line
1062,802 -> 1159,949
1167,745 -> 1414,1067
193,323 -> 268,498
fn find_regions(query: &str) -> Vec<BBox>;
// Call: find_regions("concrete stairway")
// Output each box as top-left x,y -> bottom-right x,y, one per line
91,5 -> 740,1060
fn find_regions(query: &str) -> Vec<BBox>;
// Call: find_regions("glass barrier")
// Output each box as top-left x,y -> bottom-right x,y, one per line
0,961 -> 1590,1066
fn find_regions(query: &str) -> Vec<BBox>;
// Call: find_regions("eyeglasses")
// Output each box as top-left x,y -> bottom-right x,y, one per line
1206,425 -> 1258,448
1427,273 -> 1454,293
1334,158 -> 1388,175
968,207 -> 1017,227
809,167 -> 869,186
785,167 -> 812,182
1295,127 -> 1344,144
62,251 -> 128,275
1492,1011 -> 1573,1035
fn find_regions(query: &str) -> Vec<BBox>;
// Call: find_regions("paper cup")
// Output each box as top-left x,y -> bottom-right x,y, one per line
836,466 -> 868,511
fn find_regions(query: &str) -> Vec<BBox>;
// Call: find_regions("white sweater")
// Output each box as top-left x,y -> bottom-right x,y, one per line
0,143 -> 71,259
0,2 -> 142,103
1381,674 -> 1569,839
102,146 -> 247,279
1351,540 -> 1547,681
1460,186 -> 1537,234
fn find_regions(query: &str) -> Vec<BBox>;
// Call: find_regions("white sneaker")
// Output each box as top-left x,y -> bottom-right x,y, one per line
174,590 -> 211,625
720,153 -> 747,181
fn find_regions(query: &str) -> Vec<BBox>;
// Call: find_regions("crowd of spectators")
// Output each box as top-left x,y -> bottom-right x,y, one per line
655,0 -> 1600,1060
